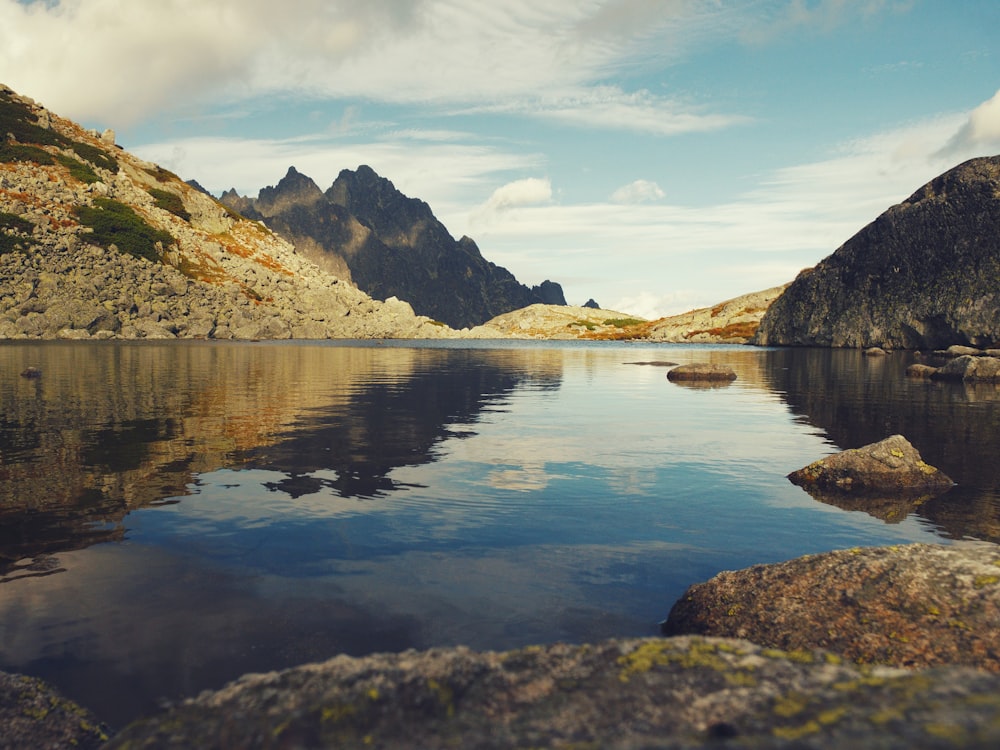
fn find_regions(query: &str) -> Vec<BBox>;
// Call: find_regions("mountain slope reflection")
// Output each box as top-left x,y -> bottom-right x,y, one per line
238,351 -> 561,499
0,342 -> 563,572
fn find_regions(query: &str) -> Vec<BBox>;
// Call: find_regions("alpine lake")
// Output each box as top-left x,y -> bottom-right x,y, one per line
1,339 -> 998,728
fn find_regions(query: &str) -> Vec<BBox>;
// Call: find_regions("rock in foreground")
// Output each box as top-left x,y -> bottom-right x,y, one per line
0,671 -> 108,749
663,542 -> 1000,672
108,635 -> 1000,749
787,435 -> 953,494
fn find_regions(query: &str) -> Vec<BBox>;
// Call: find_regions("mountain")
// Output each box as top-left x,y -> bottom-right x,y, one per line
0,83 -> 452,340
754,156 -> 1000,349
222,165 -> 567,329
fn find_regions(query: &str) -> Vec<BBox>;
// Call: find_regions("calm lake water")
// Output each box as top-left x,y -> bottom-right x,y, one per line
1,340 -> 998,727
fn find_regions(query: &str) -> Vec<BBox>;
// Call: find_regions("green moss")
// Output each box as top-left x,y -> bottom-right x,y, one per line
0,210 -> 34,254
1,88 -> 118,174
974,575 -> 999,588
148,187 -> 191,221
603,318 -> 644,327
69,139 -> 118,173
76,197 -> 174,262
772,720 -> 822,740
55,152 -> 100,183
0,141 -> 54,164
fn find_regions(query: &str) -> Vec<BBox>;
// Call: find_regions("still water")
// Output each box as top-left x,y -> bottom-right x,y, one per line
1,340 -> 998,726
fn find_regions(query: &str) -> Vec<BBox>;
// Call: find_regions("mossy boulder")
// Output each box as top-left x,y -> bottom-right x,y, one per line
663,542 -> 1000,673
787,435 -> 953,494
107,634 -> 1000,749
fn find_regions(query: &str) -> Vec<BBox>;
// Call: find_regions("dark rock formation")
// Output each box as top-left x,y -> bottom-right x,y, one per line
754,155 -> 1000,349
107,634 -> 1000,749
666,363 -> 738,382
0,671 -> 108,749
583,298 -> 600,309
222,165 -> 567,329
662,542 -> 1000,673
788,434 -> 953,494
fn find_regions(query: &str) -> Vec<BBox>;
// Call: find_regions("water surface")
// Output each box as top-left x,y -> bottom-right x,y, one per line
0,340 -> 997,726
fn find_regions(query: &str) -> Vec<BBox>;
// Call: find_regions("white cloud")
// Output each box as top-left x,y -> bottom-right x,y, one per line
469,177 -> 552,226
0,0 -> 758,133
938,88 -> 1000,157
610,179 -> 665,204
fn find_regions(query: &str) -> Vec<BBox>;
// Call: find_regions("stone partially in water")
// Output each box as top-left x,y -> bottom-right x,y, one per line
787,434 -> 953,494
666,363 -> 737,382
662,542 -> 1000,672
930,355 -> 1000,383
905,363 -> 938,378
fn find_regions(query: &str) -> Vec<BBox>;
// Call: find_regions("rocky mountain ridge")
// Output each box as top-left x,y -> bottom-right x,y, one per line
0,83 -> 455,340
222,165 -> 567,329
754,155 -> 1000,349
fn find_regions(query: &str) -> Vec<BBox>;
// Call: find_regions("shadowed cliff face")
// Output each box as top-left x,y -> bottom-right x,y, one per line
223,165 -> 567,329
754,155 -> 1000,349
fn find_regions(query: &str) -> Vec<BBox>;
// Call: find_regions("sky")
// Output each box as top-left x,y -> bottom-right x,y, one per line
2,1 -> 999,318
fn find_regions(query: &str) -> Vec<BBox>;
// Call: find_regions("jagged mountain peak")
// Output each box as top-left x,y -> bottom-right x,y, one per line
222,164 -> 568,328
254,166 -> 324,214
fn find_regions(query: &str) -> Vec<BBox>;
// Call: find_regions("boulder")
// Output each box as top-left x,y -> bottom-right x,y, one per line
662,542 -> 1000,672
787,434 -> 953,494
666,363 -> 737,382
0,670 -> 108,749
107,634 -> 1000,749
930,355 -> 1000,383
944,344 -> 983,357
863,346 -> 887,356
905,363 -> 938,378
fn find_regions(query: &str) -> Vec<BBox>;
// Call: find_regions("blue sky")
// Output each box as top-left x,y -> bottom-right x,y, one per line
3,1 -> 999,317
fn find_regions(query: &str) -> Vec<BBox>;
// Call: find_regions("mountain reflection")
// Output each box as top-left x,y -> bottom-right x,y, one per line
759,348 -> 1000,542
0,342 -> 562,576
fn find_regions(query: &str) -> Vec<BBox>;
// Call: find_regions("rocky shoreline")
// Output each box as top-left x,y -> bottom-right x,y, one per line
5,541 -> 1000,749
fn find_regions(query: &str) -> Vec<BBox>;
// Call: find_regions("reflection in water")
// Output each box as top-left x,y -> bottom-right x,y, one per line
0,341 -> 997,728
759,348 -> 1000,541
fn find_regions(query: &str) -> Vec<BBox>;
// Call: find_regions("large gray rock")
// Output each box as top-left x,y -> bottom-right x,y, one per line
107,635 -> 1000,749
754,156 -> 1000,349
663,542 -> 1000,673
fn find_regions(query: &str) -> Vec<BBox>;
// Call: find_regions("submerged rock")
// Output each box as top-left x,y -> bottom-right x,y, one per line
662,542 -> 1000,673
666,363 -> 738,382
787,434 -> 953,494
107,634 -> 1000,749
905,363 -> 939,378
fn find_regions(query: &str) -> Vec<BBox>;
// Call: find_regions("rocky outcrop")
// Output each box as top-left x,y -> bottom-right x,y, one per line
663,542 -> 1000,673
221,165 -> 567,329
107,634 -> 1000,749
754,156 -> 1000,349
466,303 -> 648,339
647,285 -> 789,344
787,435 -> 954,494
0,84 -> 456,340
